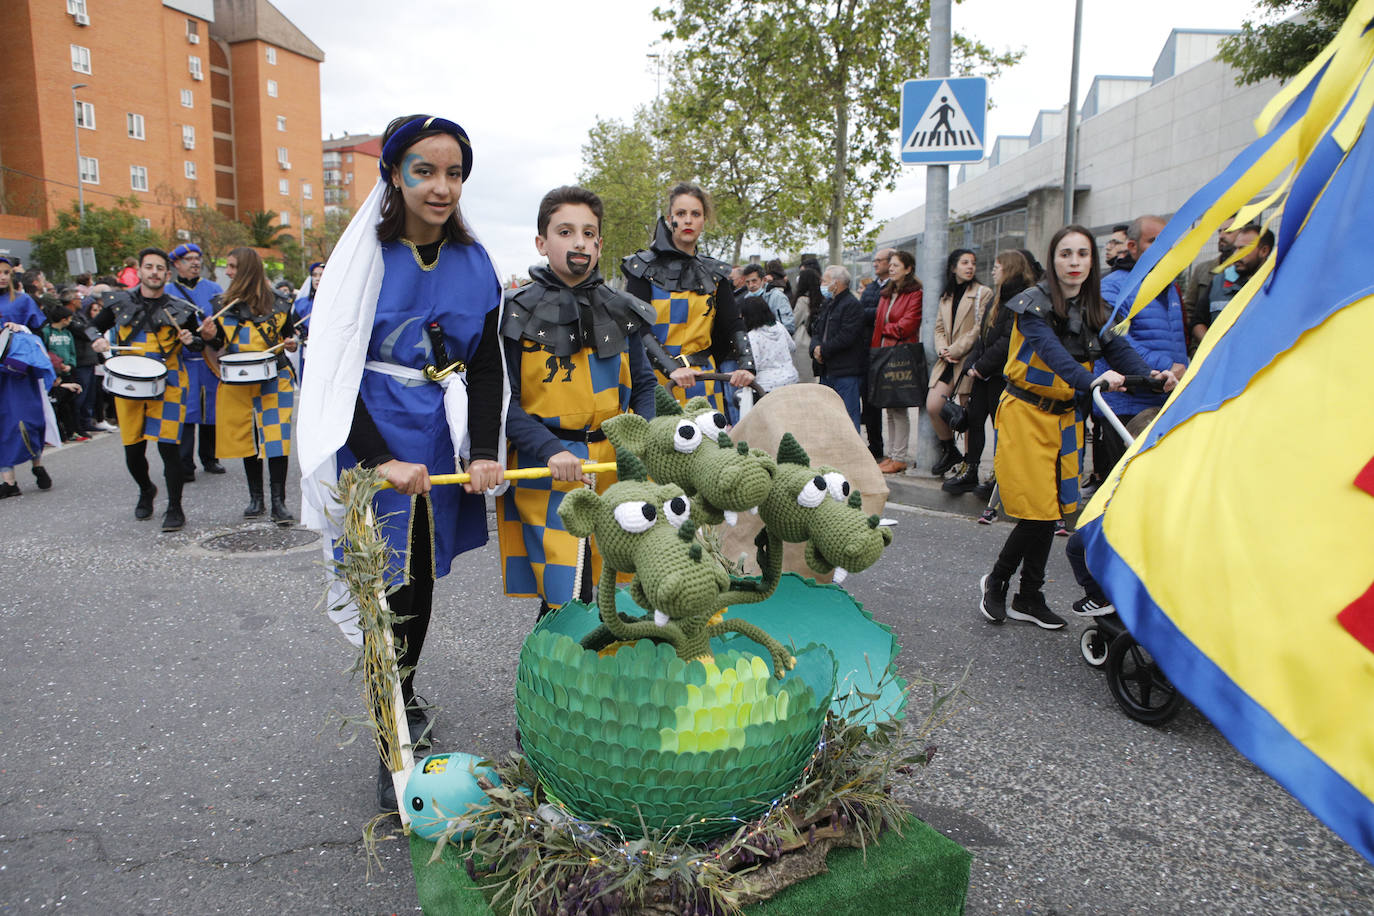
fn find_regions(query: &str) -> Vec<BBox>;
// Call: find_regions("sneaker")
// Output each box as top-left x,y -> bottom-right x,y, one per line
1008,593 -> 1066,630
1072,595 -> 1116,617
161,505 -> 185,532
0,482 -> 19,499
979,574 -> 1008,624
33,467 -> 52,490
977,507 -> 998,525
1054,520 -> 1070,537
94,421 -> 118,432
70,434 -> 91,443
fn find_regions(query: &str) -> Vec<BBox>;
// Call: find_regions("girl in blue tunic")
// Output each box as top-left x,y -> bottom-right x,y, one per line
0,257 -> 55,497
297,115 -> 506,812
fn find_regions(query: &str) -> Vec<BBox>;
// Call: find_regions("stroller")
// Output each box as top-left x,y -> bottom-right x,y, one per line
1072,377 -> 1186,726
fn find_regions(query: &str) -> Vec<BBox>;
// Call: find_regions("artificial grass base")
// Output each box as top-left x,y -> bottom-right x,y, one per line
408,814 -> 970,915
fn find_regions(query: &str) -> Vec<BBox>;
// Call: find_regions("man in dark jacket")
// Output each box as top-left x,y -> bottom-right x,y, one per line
811,265 -> 866,432
857,248 -> 893,458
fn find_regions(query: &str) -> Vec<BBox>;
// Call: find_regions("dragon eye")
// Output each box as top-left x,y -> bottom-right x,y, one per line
822,471 -> 851,501
613,501 -> 657,533
662,495 -> 691,528
797,475 -> 828,509
694,412 -> 728,439
673,420 -> 702,453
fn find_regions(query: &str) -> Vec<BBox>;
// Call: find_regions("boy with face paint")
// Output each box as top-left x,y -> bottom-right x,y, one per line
497,185 -> 674,616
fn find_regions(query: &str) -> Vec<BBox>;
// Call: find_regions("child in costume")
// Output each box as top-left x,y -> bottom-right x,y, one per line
92,248 -> 205,532
204,247 -> 300,525
1,256 -> 58,496
498,185 -> 673,617
621,182 -> 755,416
297,113 -> 507,812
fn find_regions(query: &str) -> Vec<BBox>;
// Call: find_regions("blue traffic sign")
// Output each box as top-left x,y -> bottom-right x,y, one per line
900,77 -> 988,165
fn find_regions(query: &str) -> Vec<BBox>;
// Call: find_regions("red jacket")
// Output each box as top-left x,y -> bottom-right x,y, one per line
871,284 -> 922,347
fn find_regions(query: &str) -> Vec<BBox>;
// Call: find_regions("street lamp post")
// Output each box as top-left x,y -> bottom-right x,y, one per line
71,83 -> 88,225
1063,0 -> 1084,226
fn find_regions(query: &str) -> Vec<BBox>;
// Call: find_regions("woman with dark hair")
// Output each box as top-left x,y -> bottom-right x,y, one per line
945,249 -> 1035,498
204,247 -> 299,523
741,294 -> 797,392
765,258 -> 792,300
621,182 -> 754,414
978,226 -> 1176,630
925,249 -> 993,476
297,113 -> 506,812
872,251 -> 923,474
791,266 -> 823,348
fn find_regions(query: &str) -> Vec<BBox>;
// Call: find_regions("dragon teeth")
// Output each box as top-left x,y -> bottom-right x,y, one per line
748,506 -> 759,515
723,510 -> 738,526
832,567 -> 848,584
653,610 -> 670,627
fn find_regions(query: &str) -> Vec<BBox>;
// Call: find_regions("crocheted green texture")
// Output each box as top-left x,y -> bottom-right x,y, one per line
558,449 -> 794,677
601,387 -> 776,526
757,433 -> 893,577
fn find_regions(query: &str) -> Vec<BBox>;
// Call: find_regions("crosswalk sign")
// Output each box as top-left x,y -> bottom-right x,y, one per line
900,77 -> 988,164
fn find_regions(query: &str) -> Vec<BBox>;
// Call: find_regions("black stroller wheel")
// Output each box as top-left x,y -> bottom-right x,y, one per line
1080,626 -> 1109,667
1104,632 -> 1184,725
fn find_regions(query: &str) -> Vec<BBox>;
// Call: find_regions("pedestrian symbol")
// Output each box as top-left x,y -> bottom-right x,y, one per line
899,77 -> 988,165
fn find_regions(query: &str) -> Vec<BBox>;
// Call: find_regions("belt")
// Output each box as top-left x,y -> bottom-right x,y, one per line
543,423 -> 606,443
363,360 -> 461,387
1005,381 -> 1076,415
673,350 -> 713,370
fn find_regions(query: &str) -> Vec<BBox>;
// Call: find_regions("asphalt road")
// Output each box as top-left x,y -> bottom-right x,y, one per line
1,432 -> 1370,915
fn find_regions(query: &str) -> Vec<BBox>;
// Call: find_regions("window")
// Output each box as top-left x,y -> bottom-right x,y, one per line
279,210 -> 290,227
184,160 -> 197,180
74,100 -> 95,130
79,156 -> 99,184
185,198 -> 198,209
276,146 -> 290,168
266,79 -> 278,98
182,125 -> 196,149
345,172 -> 353,185
126,113 -> 145,140
345,153 -> 353,163
276,116 -> 286,132
130,166 -> 148,192
303,214 -> 314,230
189,56 -> 203,80
139,218 -> 153,230
70,44 -> 91,74
180,89 -> 193,108
265,46 -> 277,65
186,19 -> 200,43
302,182 -> 312,200
67,0 -> 88,20
279,178 -> 289,195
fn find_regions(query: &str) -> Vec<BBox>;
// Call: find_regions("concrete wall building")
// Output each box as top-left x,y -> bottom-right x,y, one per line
0,0 -> 323,261
875,28 -> 1279,280
322,133 -> 382,214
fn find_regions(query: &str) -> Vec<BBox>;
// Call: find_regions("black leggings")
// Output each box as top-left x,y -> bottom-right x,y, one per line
965,377 -> 1005,467
992,519 -> 1056,597
124,441 -> 184,508
388,499 -> 434,705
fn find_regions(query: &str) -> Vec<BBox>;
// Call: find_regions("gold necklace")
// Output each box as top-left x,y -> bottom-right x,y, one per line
401,238 -> 445,272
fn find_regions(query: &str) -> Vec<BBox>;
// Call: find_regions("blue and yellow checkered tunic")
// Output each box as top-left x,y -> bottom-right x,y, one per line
214,303 -> 296,460
648,283 -> 725,412
498,341 -> 632,606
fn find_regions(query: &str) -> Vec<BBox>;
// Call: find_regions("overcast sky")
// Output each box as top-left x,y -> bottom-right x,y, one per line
271,0 -> 1261,275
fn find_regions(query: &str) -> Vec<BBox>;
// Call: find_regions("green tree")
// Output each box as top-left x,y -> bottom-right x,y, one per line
654,0 -> 1019,262
579,109 -> 668,276
303,207 -> 352,264
178,204 -> 252,272
27,198 -> 165,279
243,210 -> 292,248
1218,0 -> 1358,85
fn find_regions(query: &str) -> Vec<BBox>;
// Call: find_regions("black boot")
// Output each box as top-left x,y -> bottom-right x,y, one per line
135,484 -> 157,520
268,456 -> 294,526
243,457 -> 265,517
161,504 -> 185,532
931,439 -> 963,477
377,757 -> 398,812
942,463 -> 979,495
974,474 -> 995,500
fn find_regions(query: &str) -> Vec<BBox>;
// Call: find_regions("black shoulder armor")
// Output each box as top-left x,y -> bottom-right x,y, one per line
1007,283 -> 1052,320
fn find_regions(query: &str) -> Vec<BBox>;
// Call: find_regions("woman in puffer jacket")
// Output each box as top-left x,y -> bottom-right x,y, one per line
872,250 -> 923,474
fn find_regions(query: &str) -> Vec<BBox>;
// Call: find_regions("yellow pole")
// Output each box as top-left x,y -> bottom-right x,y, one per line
378,461 -> 618,490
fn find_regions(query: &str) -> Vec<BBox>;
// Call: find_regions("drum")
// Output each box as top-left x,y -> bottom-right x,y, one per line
103,355 -> 168,400
218,351 -> 278,385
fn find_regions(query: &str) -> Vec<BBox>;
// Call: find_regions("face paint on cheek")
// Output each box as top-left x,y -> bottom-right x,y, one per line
401,152 -> 424,189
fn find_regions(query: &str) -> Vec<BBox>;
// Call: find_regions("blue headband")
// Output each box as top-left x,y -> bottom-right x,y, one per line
169,243 -> 202,261
379,116 -> 472,182
308,261 -> 325,272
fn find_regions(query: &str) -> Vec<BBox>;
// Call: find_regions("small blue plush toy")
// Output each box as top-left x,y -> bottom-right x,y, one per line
403,752 -> 499,841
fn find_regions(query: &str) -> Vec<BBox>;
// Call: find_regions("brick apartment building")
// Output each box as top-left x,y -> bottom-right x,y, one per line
322,133 -> 381,214
0,0 -> 324,261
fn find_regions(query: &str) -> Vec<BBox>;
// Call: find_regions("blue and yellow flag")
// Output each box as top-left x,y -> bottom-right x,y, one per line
1079,1 -> 1374,864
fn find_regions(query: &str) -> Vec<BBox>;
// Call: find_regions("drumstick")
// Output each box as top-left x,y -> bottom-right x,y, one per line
294,315 -> 310,328
207,301 -> 236,323
378,461 -> 617,490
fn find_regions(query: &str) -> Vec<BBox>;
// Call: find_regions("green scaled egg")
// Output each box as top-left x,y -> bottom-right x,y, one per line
515,608 -> 836,841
